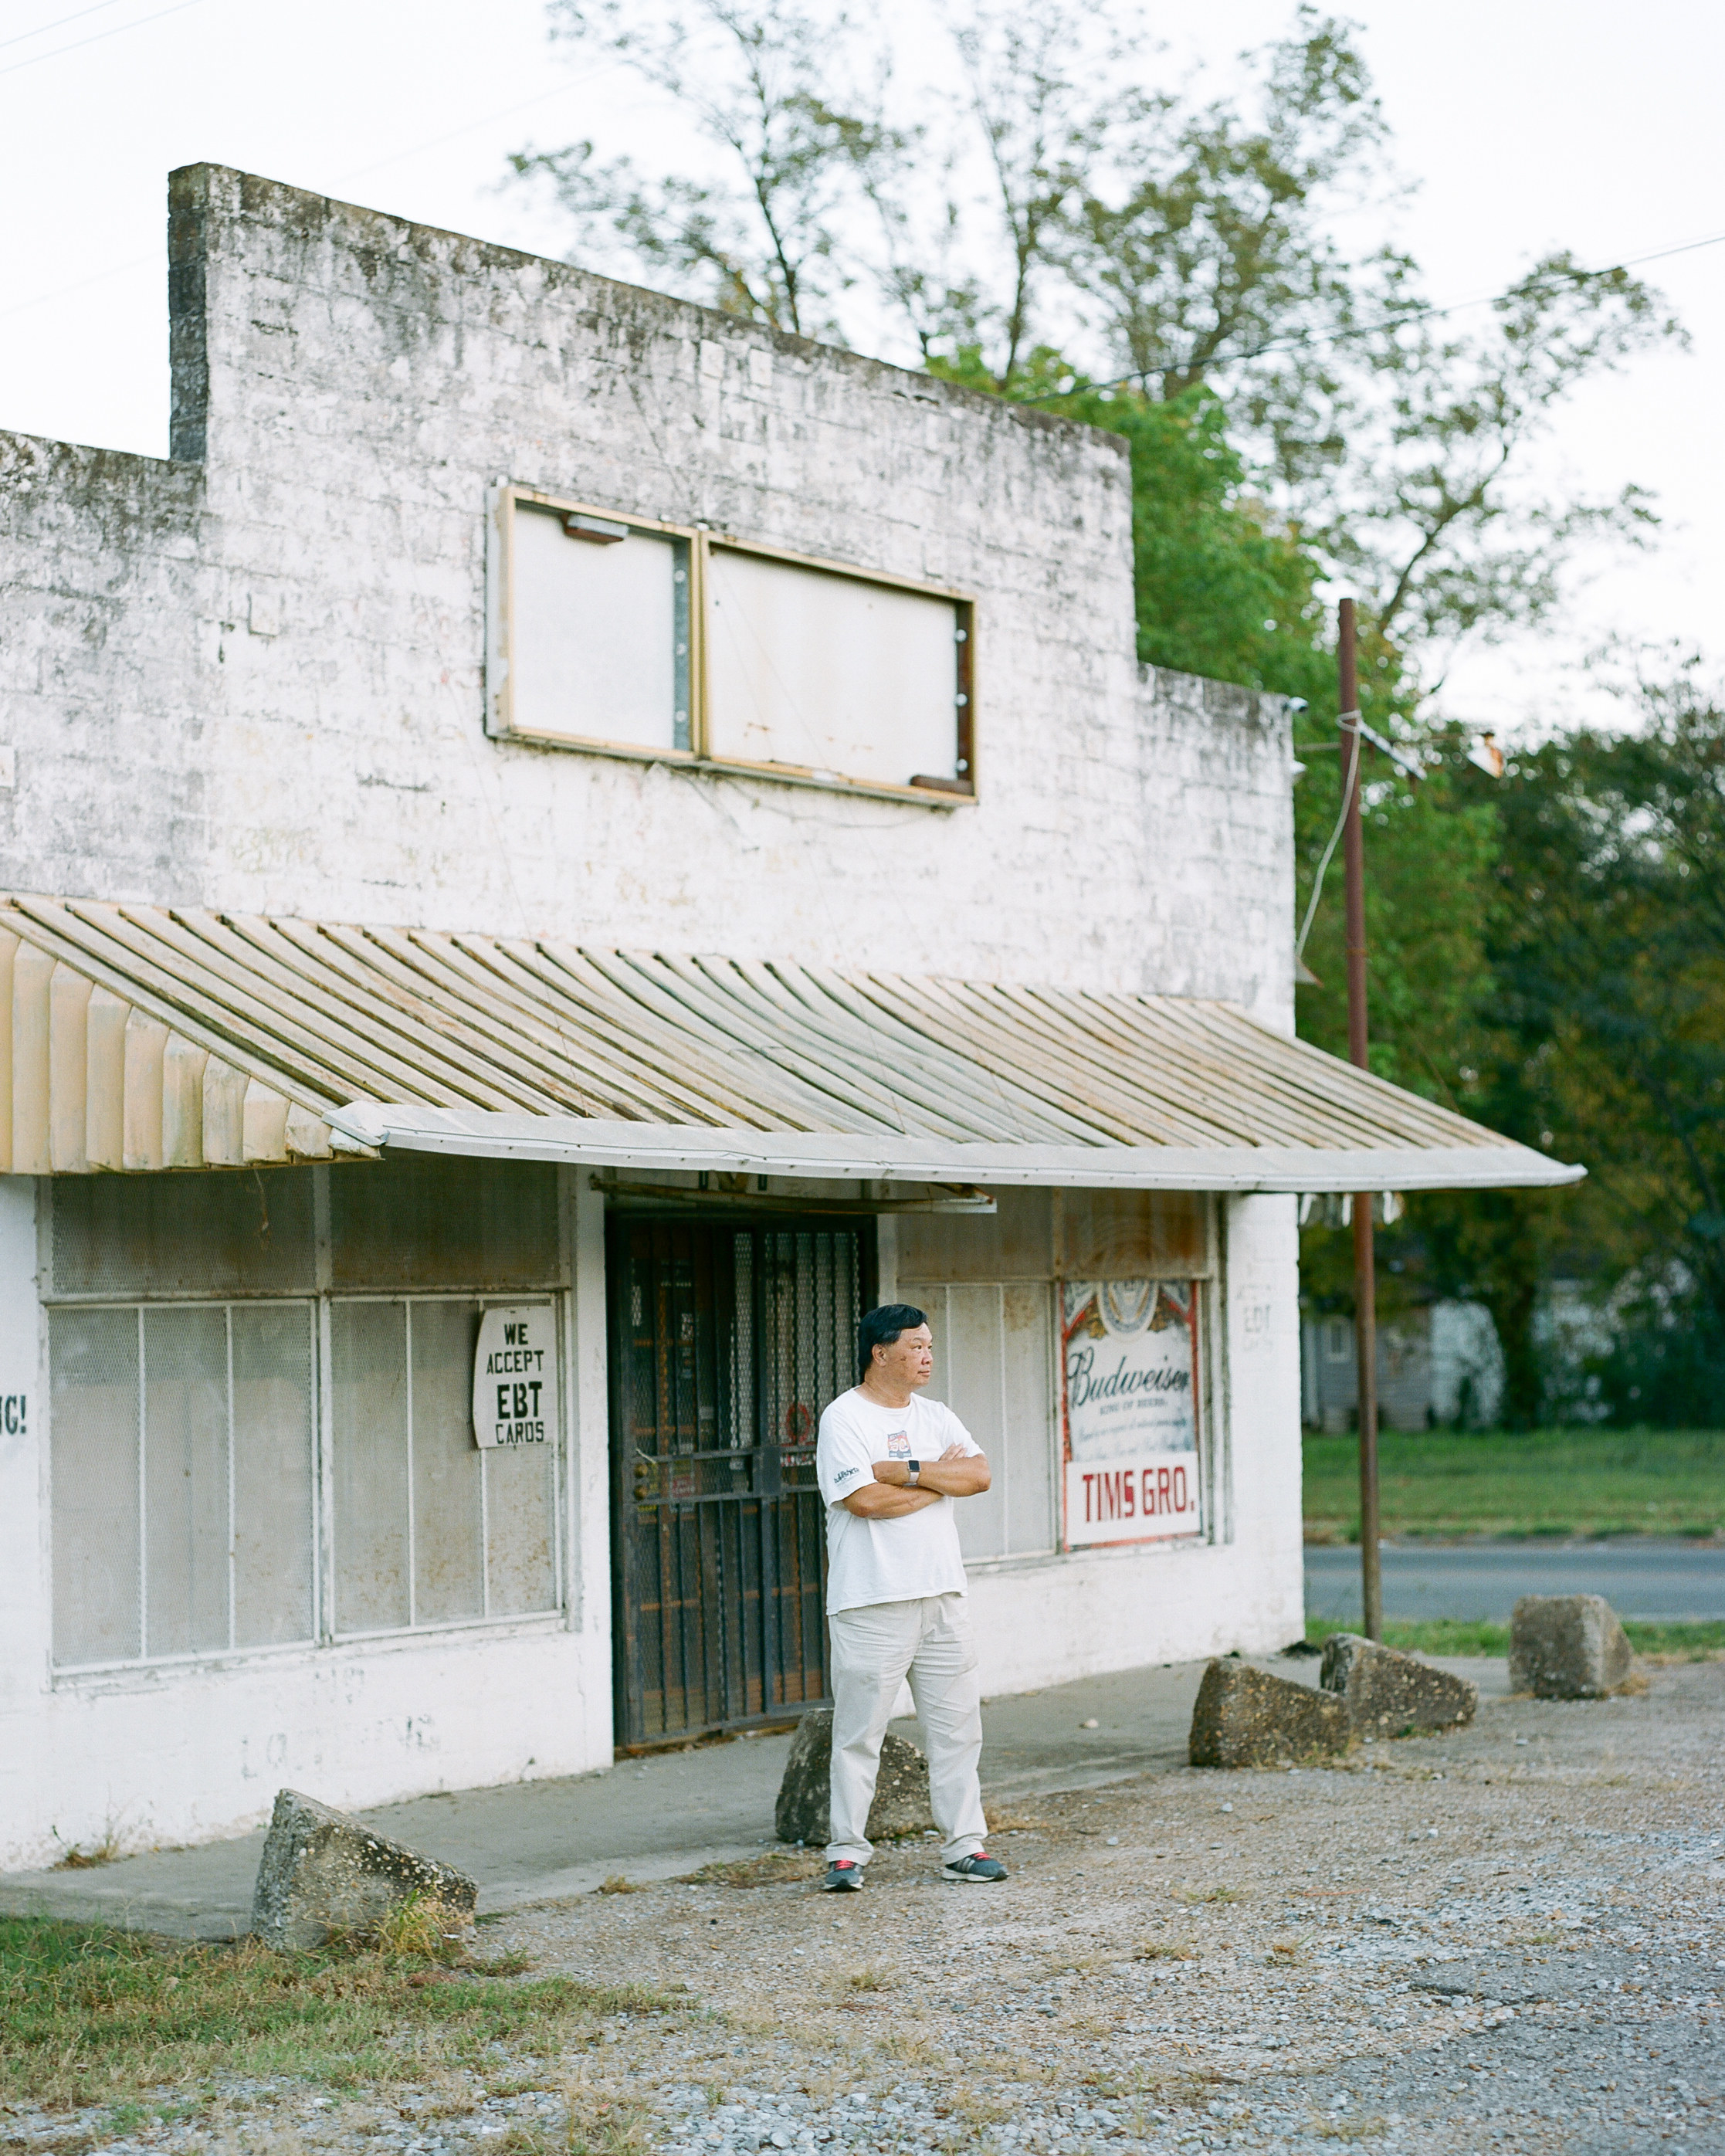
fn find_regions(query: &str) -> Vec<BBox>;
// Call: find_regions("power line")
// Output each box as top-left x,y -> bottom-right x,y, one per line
0,0 -> 136,57
0,66 -> 615,324
0,0 -> 205,78
1022,227 -> 1725,405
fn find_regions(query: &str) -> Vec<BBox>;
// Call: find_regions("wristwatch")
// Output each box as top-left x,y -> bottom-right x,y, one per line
907,1459 -> 920,1486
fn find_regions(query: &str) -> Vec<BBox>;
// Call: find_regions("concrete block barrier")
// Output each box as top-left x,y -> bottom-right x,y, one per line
1510,1593 -> 1634,1699
774,1710 -> 934,1846
1188,1659 -> 1351,1768
1320,1632 -> 1479,1735
252,1788 -> 477,1951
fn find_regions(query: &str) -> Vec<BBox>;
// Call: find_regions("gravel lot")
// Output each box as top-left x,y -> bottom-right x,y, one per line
9,1656 -> 1723,2156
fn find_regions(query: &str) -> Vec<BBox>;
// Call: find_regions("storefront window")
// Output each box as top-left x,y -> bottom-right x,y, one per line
46,1164 -> 564,1673
900,1279 -> 1058,1563
49,1301 -> 316,1666
330,1297 -> 556,1635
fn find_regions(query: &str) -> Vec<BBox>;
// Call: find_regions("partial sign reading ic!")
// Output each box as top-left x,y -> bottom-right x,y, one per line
472,1306 -> 559,1450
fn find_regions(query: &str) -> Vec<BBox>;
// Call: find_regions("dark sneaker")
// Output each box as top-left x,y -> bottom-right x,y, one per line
821,1859 -> 866,1891
942,1851 -> 1008,1883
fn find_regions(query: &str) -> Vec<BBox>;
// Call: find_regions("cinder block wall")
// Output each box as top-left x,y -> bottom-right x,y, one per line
0,164 -> 1293,1029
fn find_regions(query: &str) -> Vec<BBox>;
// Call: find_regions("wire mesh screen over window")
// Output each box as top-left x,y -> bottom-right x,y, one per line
900,1281 -> 1056,1562
331,1300 -> 557,1636
49,1303 -> 316,1668
48,1164 -> 565,1671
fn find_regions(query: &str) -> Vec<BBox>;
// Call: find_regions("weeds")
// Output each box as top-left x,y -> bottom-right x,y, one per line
1134,1937 -> 1199,1961
845,1965 -> 886,1993
982,1807 -> 1050,1833
52,1822 -> 126,1870
1177,1885 -> 1243,1904
498,2093 -> 652,2156
1304,1615 -> 1725,1663
597,1876 -> 643,1897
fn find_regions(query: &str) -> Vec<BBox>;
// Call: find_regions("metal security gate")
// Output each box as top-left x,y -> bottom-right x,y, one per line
608,1215 -> 866,1748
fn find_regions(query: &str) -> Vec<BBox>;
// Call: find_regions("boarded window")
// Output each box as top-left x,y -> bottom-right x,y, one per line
52,1171 -> 313,1297
493,486 -> 974,802
900,1280 -> 1056,1563
330,1156 -> 561,1290
704,547 -> 965,790
330,1298 -> 557,1636
49,1302 -> 316,1668
508,502 -> 691,752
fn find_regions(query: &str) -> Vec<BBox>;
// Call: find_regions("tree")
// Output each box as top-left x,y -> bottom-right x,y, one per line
513,1 -> 1678,704
1496,696 -> 1725,1359
510,0 -> 896,338
1299,259 -> 1678,670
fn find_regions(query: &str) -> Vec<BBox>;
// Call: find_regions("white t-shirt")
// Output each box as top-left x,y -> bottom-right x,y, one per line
816,1388 -> 982,1614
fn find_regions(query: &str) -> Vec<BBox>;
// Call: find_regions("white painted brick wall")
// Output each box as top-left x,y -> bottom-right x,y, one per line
0,163 -> 1293,1032
0,168 -> 1303,1863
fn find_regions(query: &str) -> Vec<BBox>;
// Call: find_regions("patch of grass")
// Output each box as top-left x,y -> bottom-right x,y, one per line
1303,1615 -> 1725,1661
1619,1621 -> 1725,1660
1302,1425 -> 1725,1542
681,1849 -> 824,1888
596,1876 -> 643,1896
1176,1884 -> 1243,1904
1133,1937 -> 1199,1960
0,1916 -> 681,2114
498,2093 -> 653,2156
1306,1616 -> 1512,1656
844,1964 -> 886,1993
374,1890 -> 467,1958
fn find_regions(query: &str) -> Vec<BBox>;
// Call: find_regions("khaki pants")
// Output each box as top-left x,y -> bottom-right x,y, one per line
826,1592 -> 988,1866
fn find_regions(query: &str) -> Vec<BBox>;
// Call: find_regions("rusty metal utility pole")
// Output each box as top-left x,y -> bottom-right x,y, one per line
1338,598 -> 1384,1641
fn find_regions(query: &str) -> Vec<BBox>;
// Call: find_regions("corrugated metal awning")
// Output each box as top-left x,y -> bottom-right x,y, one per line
0,894 -> 1582,1192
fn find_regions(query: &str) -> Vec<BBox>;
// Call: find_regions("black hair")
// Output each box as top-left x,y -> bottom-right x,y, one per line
858,1303 -> 927,1380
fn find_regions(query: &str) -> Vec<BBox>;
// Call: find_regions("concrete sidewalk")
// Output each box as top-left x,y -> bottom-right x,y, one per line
0,1653 -> 1510,1941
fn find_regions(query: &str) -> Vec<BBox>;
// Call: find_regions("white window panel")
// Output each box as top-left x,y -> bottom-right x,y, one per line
901,1280 -> 1056,1563
331,1297 -> 561,1638
50,1307 -> 142,1666
49,1302 -> 316,1670
705,546 -> 960,788
510,503 -> 686,751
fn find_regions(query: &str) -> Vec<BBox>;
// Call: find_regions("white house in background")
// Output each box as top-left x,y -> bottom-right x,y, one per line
0,165 -> 1579,1870
1301,1303 -> 1508,1432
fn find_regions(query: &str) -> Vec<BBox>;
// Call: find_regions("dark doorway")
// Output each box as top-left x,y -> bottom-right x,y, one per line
607,1214 -> 867,1748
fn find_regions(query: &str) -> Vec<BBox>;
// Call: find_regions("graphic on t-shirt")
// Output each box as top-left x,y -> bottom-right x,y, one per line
886,1429 -> 911,1457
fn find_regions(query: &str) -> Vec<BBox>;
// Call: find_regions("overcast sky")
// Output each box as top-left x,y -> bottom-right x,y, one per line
2,0 -> 1718,737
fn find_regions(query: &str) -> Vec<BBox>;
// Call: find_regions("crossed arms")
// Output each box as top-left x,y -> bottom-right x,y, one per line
840,1441 -> 991,1518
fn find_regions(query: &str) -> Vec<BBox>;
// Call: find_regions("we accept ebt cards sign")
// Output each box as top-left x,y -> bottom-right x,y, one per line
1060,1280 -> 1203,1546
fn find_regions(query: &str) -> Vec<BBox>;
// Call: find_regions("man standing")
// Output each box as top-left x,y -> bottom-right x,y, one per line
815,1303 -> 1008,1890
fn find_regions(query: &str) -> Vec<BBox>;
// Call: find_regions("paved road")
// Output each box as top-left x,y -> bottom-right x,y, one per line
1306,1536 -> 1725,1622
